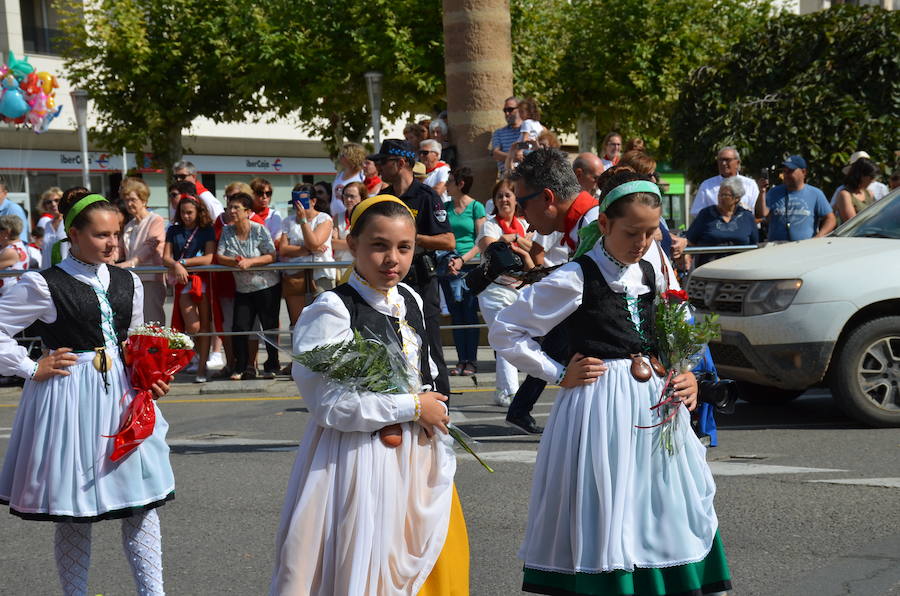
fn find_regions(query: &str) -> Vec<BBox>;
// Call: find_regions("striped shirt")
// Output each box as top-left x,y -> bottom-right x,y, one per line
491,125 -> 522,172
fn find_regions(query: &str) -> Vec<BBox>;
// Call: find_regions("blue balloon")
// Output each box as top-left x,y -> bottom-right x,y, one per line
0,75 -> 29,119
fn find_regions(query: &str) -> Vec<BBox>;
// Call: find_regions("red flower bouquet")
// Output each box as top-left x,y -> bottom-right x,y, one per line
106,324 -> 194,462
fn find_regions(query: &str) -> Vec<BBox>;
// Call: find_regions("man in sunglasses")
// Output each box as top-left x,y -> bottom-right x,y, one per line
491,96 -> 523,174
172,160 -> 224,219
369,139 -> 455,397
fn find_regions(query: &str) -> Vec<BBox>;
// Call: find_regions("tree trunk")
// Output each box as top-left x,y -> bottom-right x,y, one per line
155,124 -> 183,185
442,0 -> 513,200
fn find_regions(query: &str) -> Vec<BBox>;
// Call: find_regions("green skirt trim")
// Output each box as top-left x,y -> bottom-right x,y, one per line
523,532 -> 731,596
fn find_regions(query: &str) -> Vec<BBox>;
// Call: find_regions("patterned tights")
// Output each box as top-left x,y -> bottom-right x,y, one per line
54,509 -> 164,595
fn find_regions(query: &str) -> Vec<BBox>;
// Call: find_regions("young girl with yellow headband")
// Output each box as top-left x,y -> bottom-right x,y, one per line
0,193 -> 175,595
491,171 -> 732,596
270,195 -> 469,595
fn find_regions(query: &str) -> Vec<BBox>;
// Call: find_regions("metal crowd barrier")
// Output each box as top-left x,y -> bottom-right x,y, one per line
1,245 -> 759,340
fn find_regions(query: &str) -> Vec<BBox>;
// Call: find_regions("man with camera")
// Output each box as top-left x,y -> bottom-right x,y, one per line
369,139 -> 455,396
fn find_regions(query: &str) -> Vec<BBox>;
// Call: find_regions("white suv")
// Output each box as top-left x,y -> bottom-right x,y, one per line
687,187 -> 900,427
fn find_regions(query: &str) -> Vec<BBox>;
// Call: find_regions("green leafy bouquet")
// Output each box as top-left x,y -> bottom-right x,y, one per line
294,329 -> 494,472
636,289 -> 721,454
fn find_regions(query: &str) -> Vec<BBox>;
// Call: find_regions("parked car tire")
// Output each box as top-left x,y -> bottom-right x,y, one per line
830,316 -> 900,428
735,381 -> 804,404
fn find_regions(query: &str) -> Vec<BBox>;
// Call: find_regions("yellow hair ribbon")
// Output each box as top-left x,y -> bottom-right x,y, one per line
348,194 -> 414,232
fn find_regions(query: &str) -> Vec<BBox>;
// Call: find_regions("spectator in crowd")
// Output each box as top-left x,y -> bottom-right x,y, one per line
420,139 -> 451,200
313,181 -> 332,221
537,129 -> 560,149
332,180 -> 365,269
172,160 -> 224,220
599,132 -> 623,170
491,96 -> 523,173
363,158 -> 388,197
209,181 -> 253,380
686,176 -> 759,267
690,146 -> 759,217
429,117 -> 457,169
35,186 -> 62,229
758,154 -> 836,242
119,177 -> 166,324
216,192 -> 280,381
890,170 -> 900,191
250,177 -> 283,244
37,187 -> 64,266
163,194 -> 216,383
418,119 -> 432,137
26,226 -> 42,269
279,183 -> 334,327
45,186 -> 89,266
372,139 -> 455,396
109,196 -> 132,263
0,215 -> 28,297
331,143 -> 366,220
573,152 -> 604,198
403,122 -> 428,148
830,150 -> 890,208
518,97 -> 544,142
443,166 -> 486,377
476,178 -> 533,405
504,139 -> 538,175
0,178 -> 28,242
624,137 -> 645,153
834,157 -> 879,223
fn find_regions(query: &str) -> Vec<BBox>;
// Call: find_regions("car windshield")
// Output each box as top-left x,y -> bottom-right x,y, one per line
832,187 -> 900,239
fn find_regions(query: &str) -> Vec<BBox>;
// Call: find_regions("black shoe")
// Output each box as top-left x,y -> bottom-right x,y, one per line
260,369 -> 277,380
506,413 -> 543,435
240,368 -> 258,381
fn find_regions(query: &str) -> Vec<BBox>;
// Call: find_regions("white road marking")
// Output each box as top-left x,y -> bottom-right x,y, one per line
707,462 -> 846,475
168,437 -> 298,451
807,477 -> 900,489
0,433 -> 9,439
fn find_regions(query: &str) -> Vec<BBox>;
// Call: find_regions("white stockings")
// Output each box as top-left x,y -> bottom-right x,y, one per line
53,509 -> 164,596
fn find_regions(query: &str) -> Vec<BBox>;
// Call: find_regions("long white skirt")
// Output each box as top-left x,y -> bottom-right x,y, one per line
520,357 -> 718,573
0,349 -> 175,521
270,421 -> 456,596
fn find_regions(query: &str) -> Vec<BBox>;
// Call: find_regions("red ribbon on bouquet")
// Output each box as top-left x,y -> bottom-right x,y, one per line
105,334 -> 194,462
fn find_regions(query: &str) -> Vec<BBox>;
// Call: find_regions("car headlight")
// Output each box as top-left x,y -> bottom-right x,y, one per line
743,279 -> 803,315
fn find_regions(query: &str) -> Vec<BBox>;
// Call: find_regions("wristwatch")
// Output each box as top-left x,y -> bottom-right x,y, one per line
179,258 -> 186,266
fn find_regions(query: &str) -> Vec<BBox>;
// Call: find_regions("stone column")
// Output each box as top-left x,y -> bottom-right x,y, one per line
442,0 -> 513,200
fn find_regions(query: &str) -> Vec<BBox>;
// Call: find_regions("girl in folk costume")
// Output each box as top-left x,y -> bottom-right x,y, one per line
270,196 -> 469,596
476,178 -> 534,407
491,172 -> 731,596
0,194 -> 175,595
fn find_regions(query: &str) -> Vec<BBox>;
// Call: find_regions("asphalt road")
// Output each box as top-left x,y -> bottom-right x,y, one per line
0,376 -> 898,595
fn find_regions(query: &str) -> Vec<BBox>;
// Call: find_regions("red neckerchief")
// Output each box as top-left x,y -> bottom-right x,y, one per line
562,191 -> 599,250
426,161 -> 448,174
497,216 -> 525,237
255,207 -> 270,221
603,154 -> 619,165
195,180 -> 210,196
365,175 -> 382,193
250,212 -> 265,225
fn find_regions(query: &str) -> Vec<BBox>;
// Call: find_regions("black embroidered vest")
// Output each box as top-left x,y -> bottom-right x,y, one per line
330,284 -> 434,387
565,255 -> 659,360
31,265 -> 134,351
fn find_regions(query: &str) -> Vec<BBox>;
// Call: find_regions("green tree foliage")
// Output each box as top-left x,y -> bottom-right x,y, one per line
259,0 -> 445,155
671,6 -> 900,188
57,0 -> 265,174
512,0 -> 773,156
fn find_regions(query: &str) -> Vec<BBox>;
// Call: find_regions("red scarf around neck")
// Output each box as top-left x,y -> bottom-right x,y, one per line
562,191 -> 599,250
497,216 -> 525,237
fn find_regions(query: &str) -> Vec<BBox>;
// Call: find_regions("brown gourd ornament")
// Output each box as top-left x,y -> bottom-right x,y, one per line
629,354 -> 652,382
649,355 -> 667,377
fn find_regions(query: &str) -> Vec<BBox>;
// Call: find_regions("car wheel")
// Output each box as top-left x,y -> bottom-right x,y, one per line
735,381 -> 804,404
831,316 -> 900,428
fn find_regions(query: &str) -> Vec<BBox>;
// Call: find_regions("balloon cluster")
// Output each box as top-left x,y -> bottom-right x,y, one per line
0,51 -> 63,134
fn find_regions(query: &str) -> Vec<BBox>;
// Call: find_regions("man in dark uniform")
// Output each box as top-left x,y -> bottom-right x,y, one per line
368,139 -> 455,396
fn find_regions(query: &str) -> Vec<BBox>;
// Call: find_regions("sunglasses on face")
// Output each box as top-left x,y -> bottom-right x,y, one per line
173,173 -> 190,181
257,190 -> 273,197
503,107 -> 518,113
515,188 -> 544,208
418,150 -> 434,156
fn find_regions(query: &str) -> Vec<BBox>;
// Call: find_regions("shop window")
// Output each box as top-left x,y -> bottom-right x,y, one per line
20,0 -> 66,55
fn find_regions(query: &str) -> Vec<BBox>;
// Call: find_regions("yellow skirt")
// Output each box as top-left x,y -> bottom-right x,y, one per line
418,484 -> 470,596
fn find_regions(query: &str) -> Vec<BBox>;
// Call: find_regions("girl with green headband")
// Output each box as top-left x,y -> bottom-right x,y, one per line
0,191 -> 175,595
491,171 -> 732,596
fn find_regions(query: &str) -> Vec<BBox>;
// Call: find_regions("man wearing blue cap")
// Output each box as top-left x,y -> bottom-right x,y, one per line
760,154 -> 836,242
